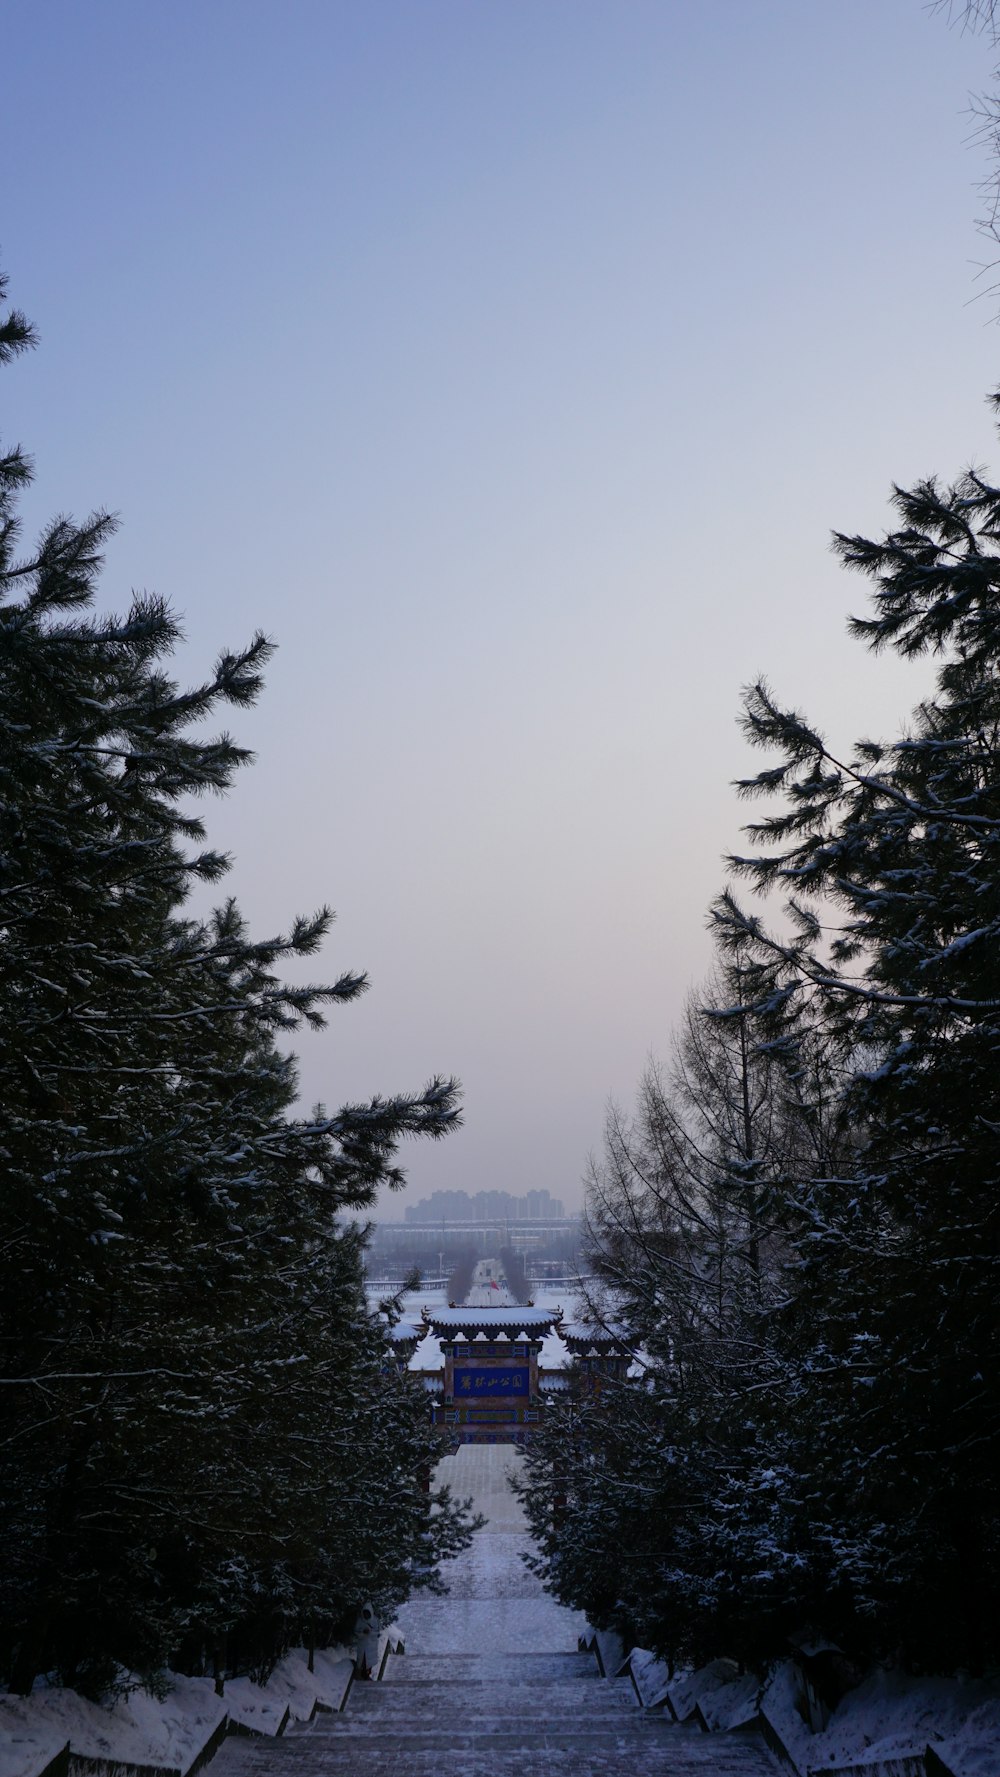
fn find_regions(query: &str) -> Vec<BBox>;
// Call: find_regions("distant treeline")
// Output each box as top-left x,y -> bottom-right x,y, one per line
498,1248 -> 532,1305
445,1250 -> 478,1304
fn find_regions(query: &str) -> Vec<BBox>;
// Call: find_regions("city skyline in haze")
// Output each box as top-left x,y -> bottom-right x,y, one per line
4,1 -> 1000,1215
402,1188 -> 566,1225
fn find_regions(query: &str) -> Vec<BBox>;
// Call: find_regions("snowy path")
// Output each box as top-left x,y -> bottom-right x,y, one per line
392,1443 -> 587,1653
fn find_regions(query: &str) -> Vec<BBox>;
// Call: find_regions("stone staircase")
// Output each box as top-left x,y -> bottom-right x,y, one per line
209,1445 -> 778,1777
210,1645 -> 779,1776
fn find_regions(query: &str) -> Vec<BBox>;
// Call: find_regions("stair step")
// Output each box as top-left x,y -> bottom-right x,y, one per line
320,1711 -> 690,1728
367,1676 -> 629,1698
338,1688 -> 639,1716
211,1738 -> 777,1775
384,1654 -> 600,1683
304,1724 -> 696,1745
338,1692 -> 673,1718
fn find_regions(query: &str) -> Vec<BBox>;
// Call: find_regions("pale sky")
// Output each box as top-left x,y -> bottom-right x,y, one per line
4,1 -> 999,1215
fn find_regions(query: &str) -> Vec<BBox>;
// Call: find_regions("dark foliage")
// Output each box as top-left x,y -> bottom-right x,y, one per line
446,1250 -> 477,1305
521,407 -> 1000,1674
498,1247 -> 531,1304
0,271 -> 473,1695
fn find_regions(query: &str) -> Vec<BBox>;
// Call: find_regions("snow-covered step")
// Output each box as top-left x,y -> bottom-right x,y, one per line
310,1711 -> 659,1735
211,1734 -> 778,1775
339,1681 -> 639,1717
302,1723 -> 707,1747
382,1650 -> 599,1682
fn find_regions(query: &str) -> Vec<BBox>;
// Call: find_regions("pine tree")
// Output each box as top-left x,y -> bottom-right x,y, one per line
528,413 -> 1000,1673
0,270 -> 470,1694
713,421 -> 1000,1666
519,950 -> 850,1668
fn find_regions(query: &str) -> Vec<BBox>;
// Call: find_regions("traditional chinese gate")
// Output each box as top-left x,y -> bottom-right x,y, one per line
422,1306 -> 562,1445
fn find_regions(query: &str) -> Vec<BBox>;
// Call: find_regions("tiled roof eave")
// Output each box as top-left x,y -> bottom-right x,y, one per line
422,1305 -> 561,1334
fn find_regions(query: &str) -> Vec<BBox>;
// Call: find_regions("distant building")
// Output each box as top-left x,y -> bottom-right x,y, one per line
404,1187 -> 565,1224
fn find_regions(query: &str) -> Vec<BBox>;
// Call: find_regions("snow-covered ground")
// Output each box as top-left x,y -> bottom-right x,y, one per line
760,1656 -> 1000,1777
0,1650 -> 355,1777
392,1443 -> 586,1654
625,1645 -> 1000,1776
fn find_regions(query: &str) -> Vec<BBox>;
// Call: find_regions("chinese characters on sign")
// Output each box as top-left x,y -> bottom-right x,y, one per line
455,1367 -> 529,1397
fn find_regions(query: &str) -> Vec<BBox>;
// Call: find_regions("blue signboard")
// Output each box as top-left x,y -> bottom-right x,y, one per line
454,1366 -> 529,1397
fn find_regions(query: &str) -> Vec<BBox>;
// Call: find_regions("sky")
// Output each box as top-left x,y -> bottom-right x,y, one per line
4,1 -> 1000,1216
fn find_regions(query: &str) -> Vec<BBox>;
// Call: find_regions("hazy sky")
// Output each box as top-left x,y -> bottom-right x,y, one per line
4,2 -> 1000,1215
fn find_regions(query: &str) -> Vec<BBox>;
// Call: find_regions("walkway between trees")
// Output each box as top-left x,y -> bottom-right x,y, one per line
212,1446 -> 778,1776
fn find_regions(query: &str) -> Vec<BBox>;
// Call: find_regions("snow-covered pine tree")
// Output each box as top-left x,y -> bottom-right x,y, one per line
518,950 -> 850,1667
0,270 -> 470,1695
713,418 -> 1000,1667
